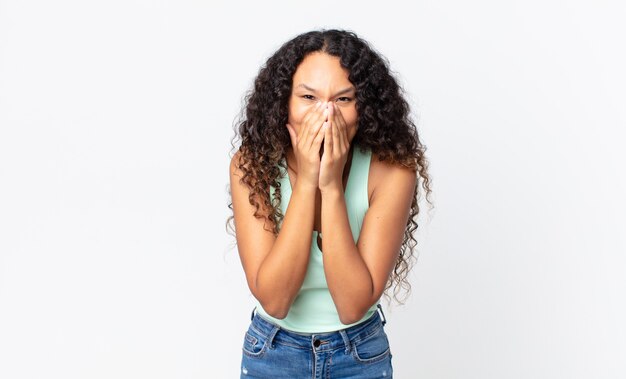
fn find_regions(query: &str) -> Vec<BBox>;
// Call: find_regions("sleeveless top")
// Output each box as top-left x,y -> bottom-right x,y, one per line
254,144 -> 379,333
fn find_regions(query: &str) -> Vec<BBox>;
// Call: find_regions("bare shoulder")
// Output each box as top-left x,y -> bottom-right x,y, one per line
229,149 -> 273,221
229,150 -> 244,178
368,151 -> 417,204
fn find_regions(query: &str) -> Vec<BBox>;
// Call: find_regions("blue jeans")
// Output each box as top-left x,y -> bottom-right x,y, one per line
240,304 -> 393,378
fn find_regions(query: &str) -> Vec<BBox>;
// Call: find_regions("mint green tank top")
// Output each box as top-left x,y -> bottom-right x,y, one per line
255,144 -> 379,333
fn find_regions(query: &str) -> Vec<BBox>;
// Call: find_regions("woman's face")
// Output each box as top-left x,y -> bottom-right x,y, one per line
288,52 -> 358,143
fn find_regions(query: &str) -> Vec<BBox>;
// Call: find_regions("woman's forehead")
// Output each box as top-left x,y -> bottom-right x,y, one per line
292,52 -> 351,88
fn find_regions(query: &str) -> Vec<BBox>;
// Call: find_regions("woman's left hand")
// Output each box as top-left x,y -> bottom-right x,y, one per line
319,102 -> 351,193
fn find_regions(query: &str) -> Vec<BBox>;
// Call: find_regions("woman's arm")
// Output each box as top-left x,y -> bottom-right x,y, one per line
232,102 -> 328,318
230,151 -> 317,319
320,161 -> 417,324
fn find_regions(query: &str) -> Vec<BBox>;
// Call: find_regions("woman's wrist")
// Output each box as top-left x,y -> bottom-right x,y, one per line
294,180 -> 319,196
319,182 -> 343,197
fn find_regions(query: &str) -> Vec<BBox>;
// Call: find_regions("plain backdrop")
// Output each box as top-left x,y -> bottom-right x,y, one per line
1,1 -> 625,378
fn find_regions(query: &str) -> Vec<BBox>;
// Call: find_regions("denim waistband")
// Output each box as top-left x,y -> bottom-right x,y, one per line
248,304 -> 387,354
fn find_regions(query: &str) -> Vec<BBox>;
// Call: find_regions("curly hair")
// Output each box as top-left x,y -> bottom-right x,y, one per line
227,29 -> 433,305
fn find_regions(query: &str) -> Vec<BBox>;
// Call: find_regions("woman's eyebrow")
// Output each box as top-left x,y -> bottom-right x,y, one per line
295,83 -> 355,97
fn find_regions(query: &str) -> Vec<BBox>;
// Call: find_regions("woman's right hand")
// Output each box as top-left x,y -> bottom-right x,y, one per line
286,101 -> 329,190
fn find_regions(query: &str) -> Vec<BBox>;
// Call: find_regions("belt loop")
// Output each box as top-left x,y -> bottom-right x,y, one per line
339,329 -> 351,354
250,306 -> 257,321
377,303 -> 387,326
267,325 -> 280,349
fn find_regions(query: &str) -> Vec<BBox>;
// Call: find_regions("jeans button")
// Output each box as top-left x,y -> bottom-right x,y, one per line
313,339 -> 321,347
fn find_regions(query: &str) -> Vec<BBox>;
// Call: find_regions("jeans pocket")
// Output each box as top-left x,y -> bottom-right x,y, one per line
242,325 -> 268,358
351,325 -> 391,364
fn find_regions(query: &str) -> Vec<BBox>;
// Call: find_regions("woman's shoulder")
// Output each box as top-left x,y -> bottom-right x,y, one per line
229,150 -> 243,174
368,150 -> 417,204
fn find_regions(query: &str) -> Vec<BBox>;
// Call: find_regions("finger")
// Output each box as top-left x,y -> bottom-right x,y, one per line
323,120 -> 332,159
286,123 -> 297,148
330,105 -> 342,155
298,101 -> 322,143
314,121 -> 328,150
307,117 -> 326,151
300,101 -> 323,146
302,100 -> 322,125
332,103 -> 349,149
300,101 -> 326,141
304,103 -> 329,150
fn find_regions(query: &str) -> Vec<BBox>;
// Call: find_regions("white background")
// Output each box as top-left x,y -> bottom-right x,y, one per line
1,1 -> 625,378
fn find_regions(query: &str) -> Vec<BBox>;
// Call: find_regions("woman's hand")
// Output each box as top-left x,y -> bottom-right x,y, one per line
286,101 -> 329,190
319,102 -> 351,193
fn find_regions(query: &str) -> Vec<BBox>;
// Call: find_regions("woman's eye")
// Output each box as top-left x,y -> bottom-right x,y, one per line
302,95 -> 315,100
336,97 -> 352,102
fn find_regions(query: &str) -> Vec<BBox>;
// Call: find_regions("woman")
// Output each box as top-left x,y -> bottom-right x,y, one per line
227,29 -> 432,378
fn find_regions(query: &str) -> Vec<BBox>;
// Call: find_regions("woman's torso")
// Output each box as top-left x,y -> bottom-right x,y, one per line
283,145 -> 388,248
255,144 -> 388,333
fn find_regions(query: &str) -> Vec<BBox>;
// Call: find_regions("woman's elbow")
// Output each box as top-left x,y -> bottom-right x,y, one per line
263,306 -> 288,320
338,307 -> 368,325
256,296 -> 290,320
250,279 -> 291,319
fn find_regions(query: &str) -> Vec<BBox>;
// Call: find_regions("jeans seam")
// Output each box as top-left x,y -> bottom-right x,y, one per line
249,324 -> 268,339
351,323 -> 383,345
351,346 -> 391,364
272,340 -> 310,350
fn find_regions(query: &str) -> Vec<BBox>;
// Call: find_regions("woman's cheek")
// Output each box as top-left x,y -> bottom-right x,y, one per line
341,109 -> 358,141
348,123 -> 358,142
288,105 -> 311,131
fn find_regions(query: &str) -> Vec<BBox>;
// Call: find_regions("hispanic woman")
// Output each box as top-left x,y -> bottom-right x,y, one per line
228,29 -> 433,378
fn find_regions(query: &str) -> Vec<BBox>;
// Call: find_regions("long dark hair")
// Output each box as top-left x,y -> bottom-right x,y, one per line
227,29 -> 433,304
